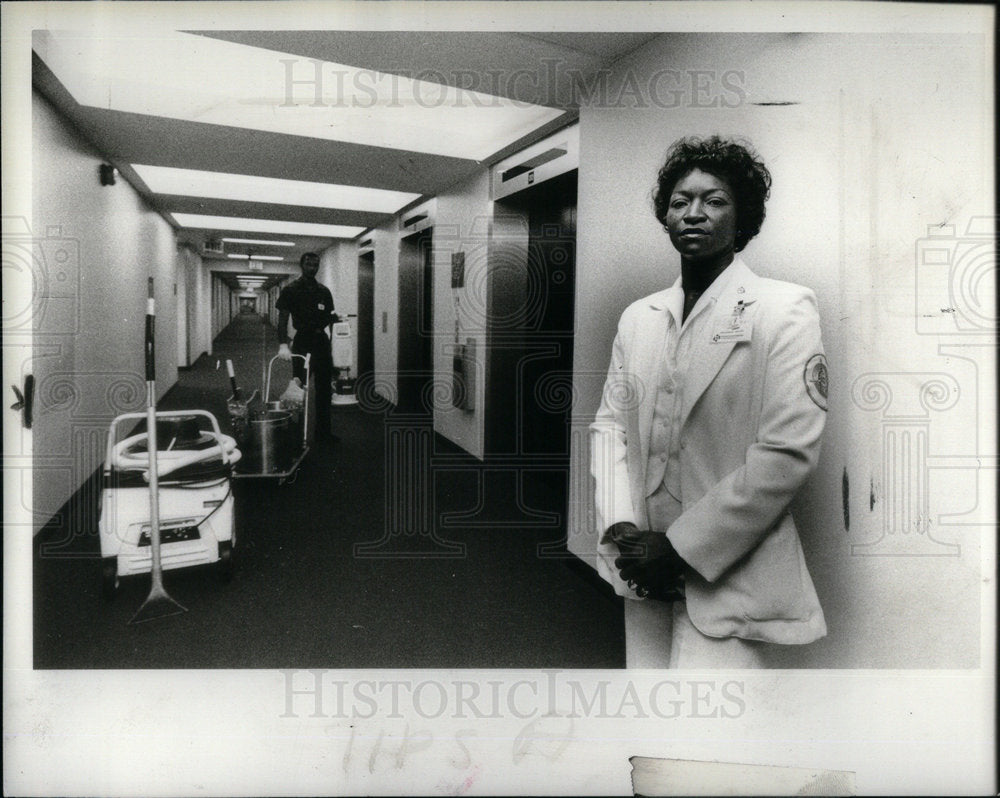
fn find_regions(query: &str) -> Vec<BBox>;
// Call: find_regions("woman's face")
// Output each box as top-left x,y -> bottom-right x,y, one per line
665,168 -> 738,263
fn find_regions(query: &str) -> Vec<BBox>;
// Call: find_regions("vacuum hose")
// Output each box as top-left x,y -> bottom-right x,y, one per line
111,431 -> 242,480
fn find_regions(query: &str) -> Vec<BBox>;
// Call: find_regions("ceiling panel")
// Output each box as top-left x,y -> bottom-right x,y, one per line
190,31 -> 657,107
149,195 -> 386,229
32,31 -> 660,250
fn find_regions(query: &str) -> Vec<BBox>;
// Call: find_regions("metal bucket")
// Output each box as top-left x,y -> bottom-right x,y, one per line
249,409 -> 292,472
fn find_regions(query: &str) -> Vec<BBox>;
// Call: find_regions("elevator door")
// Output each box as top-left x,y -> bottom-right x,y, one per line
487,170 -> 578,471
357,250 -> 374,381
397,228 -> 434,411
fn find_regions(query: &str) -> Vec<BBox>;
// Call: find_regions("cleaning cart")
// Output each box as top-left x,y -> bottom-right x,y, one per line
230,353 -> 312,484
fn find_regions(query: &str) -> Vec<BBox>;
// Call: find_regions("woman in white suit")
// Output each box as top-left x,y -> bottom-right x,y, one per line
591,137 -> 829,668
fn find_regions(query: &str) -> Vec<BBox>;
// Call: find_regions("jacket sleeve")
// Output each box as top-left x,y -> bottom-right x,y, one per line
666,289 -> 827,582
275,288 -> 291,345
590,314 -> 638,541
325,287 -> 336,326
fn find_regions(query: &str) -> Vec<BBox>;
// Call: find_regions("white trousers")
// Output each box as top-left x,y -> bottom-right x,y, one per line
627,478 -> 768,668
624,598 -> 767,669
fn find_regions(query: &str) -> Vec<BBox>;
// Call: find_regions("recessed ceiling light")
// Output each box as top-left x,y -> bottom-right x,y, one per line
171,213 -> 364,238
221,238 -> 295,247
134,164 -> 420,213
33,30 -> 564,160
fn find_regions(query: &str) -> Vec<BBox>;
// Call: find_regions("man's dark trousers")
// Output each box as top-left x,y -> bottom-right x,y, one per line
292,330 -> 332,438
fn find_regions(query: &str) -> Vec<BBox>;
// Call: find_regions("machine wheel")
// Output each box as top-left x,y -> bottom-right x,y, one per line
217,540 -> 234,583
101,557 -> 119,602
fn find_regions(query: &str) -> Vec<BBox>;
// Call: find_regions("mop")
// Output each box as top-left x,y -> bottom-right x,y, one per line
130,277 -> 187,623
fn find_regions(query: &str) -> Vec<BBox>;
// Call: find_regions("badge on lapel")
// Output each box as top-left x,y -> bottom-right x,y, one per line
711,299 -> 755,343
804,353 -> 829,410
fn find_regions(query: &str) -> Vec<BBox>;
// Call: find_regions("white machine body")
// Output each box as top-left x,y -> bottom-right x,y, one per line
332,321 -> 353,371
99,481 -> 234,574
332,320 -> 358,405
99,410 -> 238,580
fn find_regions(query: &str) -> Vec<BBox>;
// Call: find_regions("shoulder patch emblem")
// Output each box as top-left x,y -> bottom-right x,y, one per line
804,354 -> 829,411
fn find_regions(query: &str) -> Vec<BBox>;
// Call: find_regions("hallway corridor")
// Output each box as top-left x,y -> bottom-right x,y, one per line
32,315 -> 624,669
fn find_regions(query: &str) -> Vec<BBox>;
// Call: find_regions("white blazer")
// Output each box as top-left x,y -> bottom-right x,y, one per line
591,258 -> 828,644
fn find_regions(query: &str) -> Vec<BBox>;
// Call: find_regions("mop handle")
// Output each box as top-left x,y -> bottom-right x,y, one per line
145,278 -> 163,586
145,278 -> 156,383
226,359 -> 241,401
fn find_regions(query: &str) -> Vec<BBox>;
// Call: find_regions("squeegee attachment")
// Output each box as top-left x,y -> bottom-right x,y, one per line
130,277 -> 187,624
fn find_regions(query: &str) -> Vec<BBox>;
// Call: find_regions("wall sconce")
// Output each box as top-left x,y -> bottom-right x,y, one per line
99,163 -> 117,186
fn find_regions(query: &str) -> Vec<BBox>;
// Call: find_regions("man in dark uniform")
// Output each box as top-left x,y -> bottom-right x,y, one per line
276,252 -> 338,443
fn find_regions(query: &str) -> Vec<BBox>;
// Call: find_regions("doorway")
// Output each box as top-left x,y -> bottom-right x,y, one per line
397,227 -> 434,411
357,250 -> 375,382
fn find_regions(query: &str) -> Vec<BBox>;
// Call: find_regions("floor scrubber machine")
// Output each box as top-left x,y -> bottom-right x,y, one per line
331,320 -> 358,405
99,278 -> 241,609
99,410 -> 242,601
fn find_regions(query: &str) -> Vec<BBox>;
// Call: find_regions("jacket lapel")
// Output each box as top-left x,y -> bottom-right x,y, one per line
635,287 -> 675,468
680,260 -> 758,424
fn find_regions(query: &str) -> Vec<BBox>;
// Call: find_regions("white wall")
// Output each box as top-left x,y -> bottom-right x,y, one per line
569,32 -> 993,668
193,246 -> 212,360
177,243 -> 210,365
432,172 -> 492,459
175,246 -> 188,367
32,90 -> 181,533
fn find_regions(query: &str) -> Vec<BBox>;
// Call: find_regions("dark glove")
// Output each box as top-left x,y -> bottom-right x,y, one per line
608,522 -> 686,601
331,313 -> 341,324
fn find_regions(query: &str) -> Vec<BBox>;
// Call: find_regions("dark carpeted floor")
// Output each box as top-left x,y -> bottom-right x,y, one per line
33,315 -> 625,668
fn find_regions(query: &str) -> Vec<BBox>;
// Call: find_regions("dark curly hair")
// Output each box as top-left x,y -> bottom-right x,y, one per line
652,136 -> 772,253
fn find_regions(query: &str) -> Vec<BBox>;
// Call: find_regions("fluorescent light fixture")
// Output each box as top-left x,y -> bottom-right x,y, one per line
227,254 -> 285,261
134,164 -> 420,214
172,213 -> 364,238
221,238 -> 295,247
33,30 -> 564,160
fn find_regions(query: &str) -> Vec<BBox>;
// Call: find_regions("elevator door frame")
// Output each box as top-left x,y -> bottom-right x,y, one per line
357,250 -> 375,381
484,169 -> 578,462
396,227 -> 434,411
